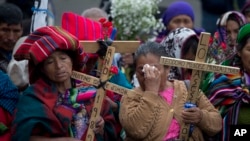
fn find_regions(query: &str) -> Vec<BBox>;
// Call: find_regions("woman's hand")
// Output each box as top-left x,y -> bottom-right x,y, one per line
143,64 -> 161,93
181,107 -> 203,125
93,116 -> 105,135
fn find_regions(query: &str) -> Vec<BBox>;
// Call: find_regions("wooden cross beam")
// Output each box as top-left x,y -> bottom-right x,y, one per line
160,57 -> 239,74
159,32 -> 240,141
80,41 -> 139,53
81,40 -> 140,74
74,40 -> 139,141
71,71 -> 134,96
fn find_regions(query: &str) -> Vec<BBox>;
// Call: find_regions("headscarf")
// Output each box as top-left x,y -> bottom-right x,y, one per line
208,11 -> 246,64
61,12 -> 112,74
14,26 -> 88,84
162,1 -> 194,27
208,24 -> 250,141
61,12 -> 105,41
61,12 -> 133,90
241,1 -> 250,16
157,1 -> 203,42
237,23 -> 250,44
160,27 -> 198,80
7,36 -> 29,89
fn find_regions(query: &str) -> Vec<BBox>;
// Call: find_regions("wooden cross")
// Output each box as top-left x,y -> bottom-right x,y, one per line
81,40 -> 139,75
159,32 -> 240,141
80,41 -> 139,53
71,40 -> 139,141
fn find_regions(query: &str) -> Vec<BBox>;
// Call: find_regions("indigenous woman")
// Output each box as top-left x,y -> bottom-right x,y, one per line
119,41 -> 222,141
202,11 -> 246,94
11,26 -> 118,141
208,11 -> 246,64
156,1 -> 203,43
207,23 -> 250,141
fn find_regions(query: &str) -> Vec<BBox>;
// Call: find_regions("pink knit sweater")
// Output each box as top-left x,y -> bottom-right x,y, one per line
160,88 -> 180,140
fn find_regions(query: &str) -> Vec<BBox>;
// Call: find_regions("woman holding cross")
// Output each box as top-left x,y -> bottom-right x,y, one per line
11,26 -> 119,141
119,41 -> 222,141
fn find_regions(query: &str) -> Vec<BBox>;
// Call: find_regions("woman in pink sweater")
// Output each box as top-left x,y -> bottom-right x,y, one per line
119,41 -> 222,141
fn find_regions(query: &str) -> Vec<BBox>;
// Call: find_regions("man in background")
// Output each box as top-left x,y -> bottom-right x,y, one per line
0,3 -> 23,73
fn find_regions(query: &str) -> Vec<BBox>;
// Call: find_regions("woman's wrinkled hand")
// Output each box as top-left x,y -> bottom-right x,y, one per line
93,116 -> 105,135
181,107 -> 203,125
143,64 -> 161,93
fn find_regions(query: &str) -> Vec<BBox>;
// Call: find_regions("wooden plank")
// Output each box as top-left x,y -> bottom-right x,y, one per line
71,71 -> 100,86
187,33 -> 210,103
85,47 -> 115,141
80,41 -> 140,53
180,32 -> 210,141
160,57 -> 239,74
71,71 -> 134,95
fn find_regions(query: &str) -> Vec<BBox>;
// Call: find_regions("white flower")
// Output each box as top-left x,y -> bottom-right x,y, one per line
110,0 -> 164,40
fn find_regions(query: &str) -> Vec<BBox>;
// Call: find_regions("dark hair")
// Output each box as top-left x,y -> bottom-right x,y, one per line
0,3 -> 23,25
134,41 -> 169,66
241,1 -> 250,16
227,13 -> 241,27
6,0 -> 34,19
243,7 -> 250,15
182,36 -> 198,57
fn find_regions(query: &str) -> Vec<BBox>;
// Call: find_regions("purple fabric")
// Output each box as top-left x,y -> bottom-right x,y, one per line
157,1 -> 196,40
241,1 -> 250,15
162,1 -> 195,26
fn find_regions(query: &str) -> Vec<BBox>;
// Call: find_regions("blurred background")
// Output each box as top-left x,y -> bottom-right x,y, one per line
0,0 -> 246,35
0,0 -> 202,27
48,0 -> 202,28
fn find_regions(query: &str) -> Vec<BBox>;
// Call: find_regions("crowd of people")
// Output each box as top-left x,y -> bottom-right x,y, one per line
1,0 -> 250,141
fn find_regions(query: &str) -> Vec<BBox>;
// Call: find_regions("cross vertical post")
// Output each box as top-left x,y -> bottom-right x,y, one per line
159,32 -> 240,141
179,32 -> 210,141
76,40 -> 139,141
85,46 -> 115,141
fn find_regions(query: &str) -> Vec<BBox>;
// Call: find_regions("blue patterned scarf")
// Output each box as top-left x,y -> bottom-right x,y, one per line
0,70 -> 19,114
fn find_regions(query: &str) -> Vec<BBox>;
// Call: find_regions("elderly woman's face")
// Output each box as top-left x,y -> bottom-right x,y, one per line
43,50 -> 73,83
135,53 -> 169,91
167,15 -> 193,31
